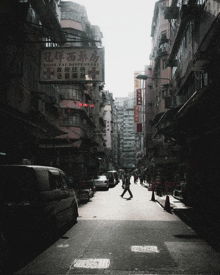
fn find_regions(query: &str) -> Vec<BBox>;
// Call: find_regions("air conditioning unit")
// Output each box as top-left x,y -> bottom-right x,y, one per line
148,83 -> 153,87
38,100 -> 46,115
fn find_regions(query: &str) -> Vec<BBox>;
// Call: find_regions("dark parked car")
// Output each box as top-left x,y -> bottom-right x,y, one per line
78,178 -> 96,203
69,176 -> 95,203
109,170 -> 120,184
103,171 -> 119,187
0,165 -> 78,243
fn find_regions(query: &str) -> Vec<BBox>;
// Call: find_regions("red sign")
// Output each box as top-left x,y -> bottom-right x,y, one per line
134,106 -> 140,122
136,89 -> 142,105
78,103 -> 94,108
137,123 -> 142,133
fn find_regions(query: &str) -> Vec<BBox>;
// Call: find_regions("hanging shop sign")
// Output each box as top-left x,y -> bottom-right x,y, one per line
40,47 -> 105,83
137,123 -> 142,133
136,89 -> 142,105
134,105 -> 140,122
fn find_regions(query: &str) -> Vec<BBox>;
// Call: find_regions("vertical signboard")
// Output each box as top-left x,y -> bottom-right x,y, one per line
136,89 -> 142,105
137,123 -> 142,133
134,106 -> 140,122
40,47 -> 104,83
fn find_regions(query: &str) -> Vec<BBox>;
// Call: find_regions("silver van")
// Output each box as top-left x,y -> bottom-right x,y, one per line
0,165 -> 78,243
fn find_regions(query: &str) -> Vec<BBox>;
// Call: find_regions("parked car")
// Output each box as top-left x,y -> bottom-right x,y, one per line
109,170 -> 120,184
103,171 -> 117,187
69,176 -> 95,203
0,165 -> 78,243
93,175 -> 109,190
78,178 -> 96,203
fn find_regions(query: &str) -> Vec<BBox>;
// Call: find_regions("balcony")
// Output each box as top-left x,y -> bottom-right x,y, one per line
192,51 -> 209,71
41,85 -> 60,108
164,6 -> 179,20
156,45 -> 170,59
165,96 -> 186,109
29,0 -> 66,44
165,58 -> 178,68
149,52 -> 156,60
159,35 -> 169,46
180,4 -> 203,21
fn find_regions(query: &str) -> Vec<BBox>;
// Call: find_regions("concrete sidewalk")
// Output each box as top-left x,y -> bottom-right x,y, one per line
152,191 -> 220,252
155,193 -> 192,210
141,182 -> 220,251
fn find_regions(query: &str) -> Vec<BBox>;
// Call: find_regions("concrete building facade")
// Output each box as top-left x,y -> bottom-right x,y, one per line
0,1 -> 108,186
115,94 -> 136,171
0,0 -> 66,165
39,1 -> 107,183
146,0 -> 220,212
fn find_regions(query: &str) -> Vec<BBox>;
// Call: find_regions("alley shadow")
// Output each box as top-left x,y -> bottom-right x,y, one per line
174,207 -> 220,252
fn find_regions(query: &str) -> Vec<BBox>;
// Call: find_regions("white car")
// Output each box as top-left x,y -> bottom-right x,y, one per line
93,175 -> 110,190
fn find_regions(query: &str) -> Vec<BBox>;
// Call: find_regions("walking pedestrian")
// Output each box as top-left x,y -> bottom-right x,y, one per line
121,173 -> 125,188
133,171 -> 138,183
139,170 -> 145,185
120,173 -> 133,199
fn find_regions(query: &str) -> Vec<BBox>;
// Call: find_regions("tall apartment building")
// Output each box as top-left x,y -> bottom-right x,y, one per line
145,0 -> 175,183
39,1 -> 107,183
147,0 -> 220,211
115,93 -> 136,170
103,91 -> 119,170
0,1 -> 107,184
0,0 -> 66,165
141,65 -> 155,166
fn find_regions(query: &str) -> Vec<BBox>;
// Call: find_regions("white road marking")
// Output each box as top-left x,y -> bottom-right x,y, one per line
71,258 -> 110,269
131,245 -> 160,253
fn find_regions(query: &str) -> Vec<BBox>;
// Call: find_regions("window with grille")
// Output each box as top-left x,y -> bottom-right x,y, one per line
61,88 -> 82,100
61,115 -> 81,127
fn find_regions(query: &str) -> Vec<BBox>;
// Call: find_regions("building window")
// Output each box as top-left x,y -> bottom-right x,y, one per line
61,88 -> 82,101
61,115 -> 81,127
176,22 -> 193,64
162,59 -> 167,70
196,72 -> 209,90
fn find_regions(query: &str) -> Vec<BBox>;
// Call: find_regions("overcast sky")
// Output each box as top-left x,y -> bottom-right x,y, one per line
70,0 -> 157,97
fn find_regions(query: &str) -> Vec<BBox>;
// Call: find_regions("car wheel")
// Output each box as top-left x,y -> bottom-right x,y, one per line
85,193 -> 90,202
43,216 -> 59,243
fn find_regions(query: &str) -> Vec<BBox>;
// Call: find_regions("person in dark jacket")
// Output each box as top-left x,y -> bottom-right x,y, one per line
120,174 -> 133,199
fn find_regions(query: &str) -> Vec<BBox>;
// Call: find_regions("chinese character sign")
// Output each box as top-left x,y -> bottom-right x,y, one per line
136,89 -> 142,105
134,106 -> 140,122
40,47 -> 104,83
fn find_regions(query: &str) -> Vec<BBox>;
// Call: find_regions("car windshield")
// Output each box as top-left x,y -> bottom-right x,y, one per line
103,172 -> 112,179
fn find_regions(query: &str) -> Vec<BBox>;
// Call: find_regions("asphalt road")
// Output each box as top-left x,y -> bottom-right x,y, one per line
7,179 -> 220,274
